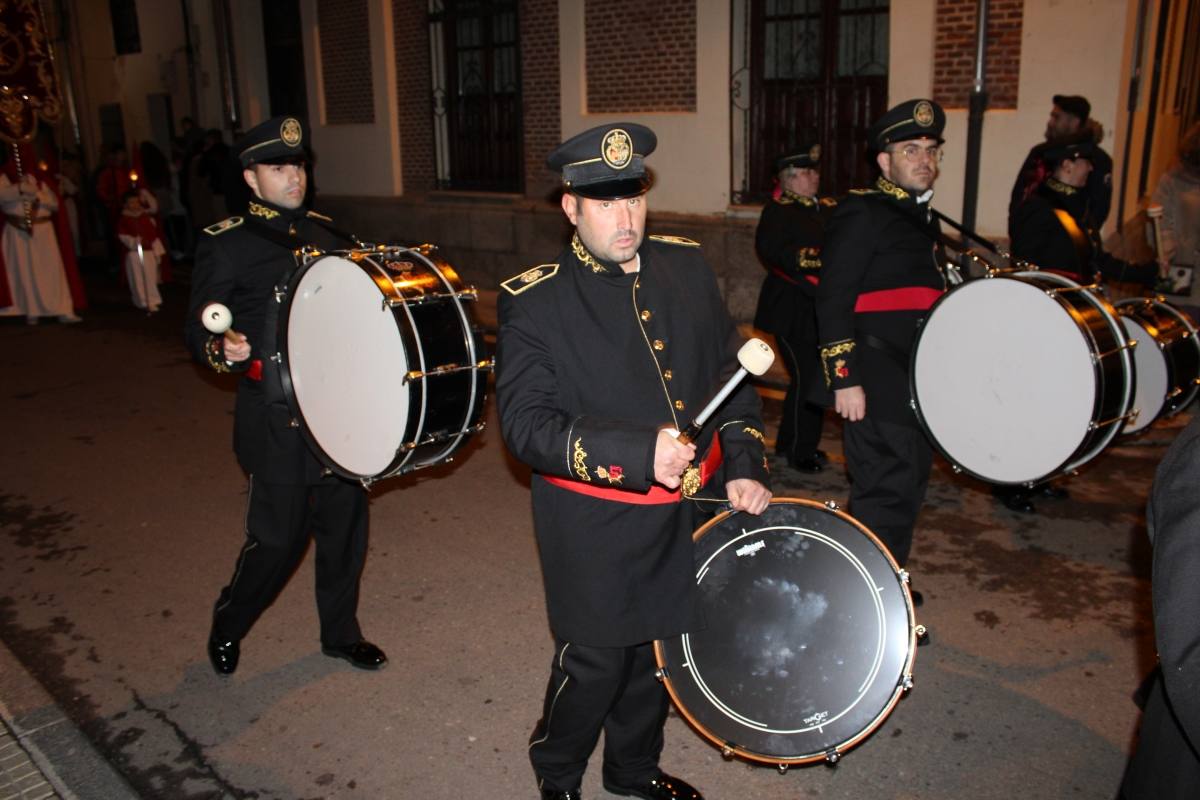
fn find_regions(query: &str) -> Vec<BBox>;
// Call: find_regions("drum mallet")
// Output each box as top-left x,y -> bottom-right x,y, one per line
675,338 -> 775,445
201,302 -> 241,344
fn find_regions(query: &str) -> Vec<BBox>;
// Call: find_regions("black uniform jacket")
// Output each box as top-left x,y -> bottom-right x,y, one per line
184,199 -> 353,484
753,191 -> 835,342
1008,139 -> 1113,233
1122,414 -> 1200,797
496,234 -> 770,647
815,177 -> 946,426
1010,179 -> 1156,286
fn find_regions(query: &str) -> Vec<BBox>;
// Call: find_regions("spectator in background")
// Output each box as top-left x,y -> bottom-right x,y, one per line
188,129 -> 230,229
1150,122 -> 1200,300
0,144 -> 85,323
1009,95 -> 1114,236
117,189 -> 165,314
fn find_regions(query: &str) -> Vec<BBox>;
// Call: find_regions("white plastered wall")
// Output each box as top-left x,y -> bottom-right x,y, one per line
558,1 -> 732,214
297,0 -> 403,196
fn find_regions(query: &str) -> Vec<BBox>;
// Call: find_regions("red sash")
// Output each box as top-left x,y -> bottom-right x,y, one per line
543,437 -> 723,505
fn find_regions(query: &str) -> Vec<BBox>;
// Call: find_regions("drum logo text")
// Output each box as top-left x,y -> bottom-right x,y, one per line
804,710 -> 829,726
736,540 -> 766,558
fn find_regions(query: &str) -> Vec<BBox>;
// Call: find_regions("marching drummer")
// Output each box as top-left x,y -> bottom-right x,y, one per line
753,139 -> 835,474
184,116 -> 387,675
495,122 -> 771,800
814,99 -> 949,600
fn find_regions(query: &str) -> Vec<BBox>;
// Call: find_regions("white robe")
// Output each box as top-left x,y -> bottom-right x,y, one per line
0,174 -> 74,320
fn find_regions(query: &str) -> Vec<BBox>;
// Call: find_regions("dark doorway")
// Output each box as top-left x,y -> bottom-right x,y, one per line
262,0 -> 308,117
742,0 -> 889,201
430,0 -> 523,192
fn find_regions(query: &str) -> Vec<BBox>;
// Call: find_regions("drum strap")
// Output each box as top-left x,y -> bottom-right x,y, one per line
860,333 -> 911,371
542,438 -> 723,505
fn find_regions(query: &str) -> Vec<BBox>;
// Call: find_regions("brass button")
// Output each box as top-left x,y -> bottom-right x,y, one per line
675,400 -> 685,410
640,309 -> 652,322
663,369 -> 673,381
653,339 -> 665,351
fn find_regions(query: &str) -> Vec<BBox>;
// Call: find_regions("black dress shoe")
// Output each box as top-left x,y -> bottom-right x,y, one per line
604,771 -> 703,800
539,789 -> 582,800
322,640 -> 388,670
814,449 -> 830,464
208,636 -> 239,676
993,486 -> 1035,514
788,455 -> 824,473
1037,483 -> 1070,500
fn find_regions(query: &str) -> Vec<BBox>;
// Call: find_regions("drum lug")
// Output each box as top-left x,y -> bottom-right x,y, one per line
776,762 -> 788,774
270,352 -> 282,363
901,673 -> 915,692
288,418 -> 300,428
823,500 -> 840,511
898,569 -> 911,585
950,463 -> 962,474
824,749 -> 841,765
720,746 -> 734,760
654,667 -> 668,682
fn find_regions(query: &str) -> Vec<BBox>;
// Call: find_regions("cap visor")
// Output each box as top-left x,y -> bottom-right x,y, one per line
569,176 -> 650,200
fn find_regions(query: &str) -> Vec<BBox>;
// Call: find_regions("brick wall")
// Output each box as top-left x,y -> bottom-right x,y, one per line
521,0 -> 561,199
318,0 -> 376,123
393,0 -> 435,193
933,0 -> 1022,109
584,0 -> 696,113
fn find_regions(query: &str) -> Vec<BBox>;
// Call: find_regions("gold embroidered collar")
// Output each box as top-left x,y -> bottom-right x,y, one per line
1045,177 -> 1077,196
248,201 -> 281,220
571,232 -> 608,274
782,190 -> 817,207
875,176 -> 910,201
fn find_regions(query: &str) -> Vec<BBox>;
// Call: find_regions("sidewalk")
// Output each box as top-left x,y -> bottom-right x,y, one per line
0,640 -> 139,800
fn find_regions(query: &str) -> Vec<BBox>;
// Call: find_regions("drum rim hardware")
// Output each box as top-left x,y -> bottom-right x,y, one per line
654,497 -> 919,768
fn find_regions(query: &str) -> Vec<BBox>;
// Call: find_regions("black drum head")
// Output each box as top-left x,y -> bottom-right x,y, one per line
656,499 -> 915,764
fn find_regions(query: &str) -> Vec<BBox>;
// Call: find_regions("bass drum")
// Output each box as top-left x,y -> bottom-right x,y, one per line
911,270 -> 1134,485
1116,296 -> 1200,434
654,499 -> 918,767
277,245 -> 489,483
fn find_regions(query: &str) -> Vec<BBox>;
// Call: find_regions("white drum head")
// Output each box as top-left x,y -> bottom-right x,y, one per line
285,256 -> 411,477
1120,316 -> 1168,433
913,278 -> 1098,484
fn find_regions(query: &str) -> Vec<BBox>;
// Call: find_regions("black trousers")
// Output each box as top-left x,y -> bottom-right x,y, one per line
529,639 -> 669,793
843,415 -> 932,567
211,474 -> 368,646
774,329 -> 825,461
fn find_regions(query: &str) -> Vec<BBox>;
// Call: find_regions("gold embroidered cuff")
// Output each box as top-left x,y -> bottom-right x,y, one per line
205,337 -> 232,373
820,340 -> 856,388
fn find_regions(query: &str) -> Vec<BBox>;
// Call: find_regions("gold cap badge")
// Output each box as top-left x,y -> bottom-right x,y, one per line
913,101 -> 934,128
601,129 -> 633,170
280,117 -> 303,146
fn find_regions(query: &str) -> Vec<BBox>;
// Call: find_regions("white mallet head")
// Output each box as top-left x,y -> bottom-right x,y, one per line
1146,204 -> 1164,219
737,337 -> 775,376
201,303 -> 233,334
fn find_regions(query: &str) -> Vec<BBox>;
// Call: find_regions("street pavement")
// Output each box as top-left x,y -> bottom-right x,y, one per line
0,276 -> 1177,799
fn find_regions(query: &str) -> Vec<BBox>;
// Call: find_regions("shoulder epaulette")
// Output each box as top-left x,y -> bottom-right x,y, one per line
648,234 -> 701,247
774,194 -> 795,205
501,264 -> 559,295
820,197 -> 838,207
306,210 -> 333,222
204,216 -> 244,235
848,188 -> 878,196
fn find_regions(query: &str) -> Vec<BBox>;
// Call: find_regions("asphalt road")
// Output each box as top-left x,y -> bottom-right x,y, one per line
0,277 -> 1172,799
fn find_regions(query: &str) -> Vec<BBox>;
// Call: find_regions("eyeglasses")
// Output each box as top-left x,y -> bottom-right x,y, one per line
891,143 -> 944,163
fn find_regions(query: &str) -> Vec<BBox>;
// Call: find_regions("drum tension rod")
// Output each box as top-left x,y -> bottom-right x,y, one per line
1091,340 -> 1137,362
387,289 -> 479,308
1090,410 -> 1138,430
405,361 -> 492,383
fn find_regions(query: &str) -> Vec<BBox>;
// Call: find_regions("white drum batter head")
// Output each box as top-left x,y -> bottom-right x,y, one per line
912,277 -> 1100,484
285,255 -> 412,477
1120,316 -> 1168,434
